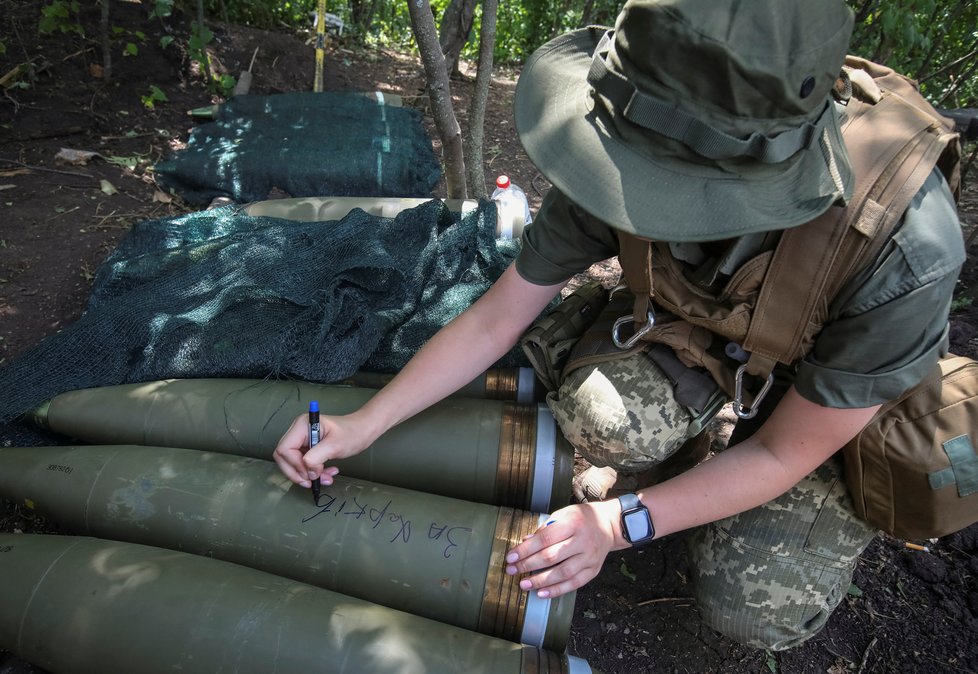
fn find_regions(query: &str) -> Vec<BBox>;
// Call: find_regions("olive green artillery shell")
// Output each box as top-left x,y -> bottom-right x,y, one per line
243,195 -> 479,221
31,378 -> 572,512
242,194 -> 526,242
0,444 -> 575,651
0,534 -> 591,674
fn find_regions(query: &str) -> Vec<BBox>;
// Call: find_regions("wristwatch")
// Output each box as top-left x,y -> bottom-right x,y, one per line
618,493 -> 655,546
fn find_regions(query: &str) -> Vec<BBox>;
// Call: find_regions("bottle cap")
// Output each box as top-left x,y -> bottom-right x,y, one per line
495,175 -> 510,190
309,400 -> 319,412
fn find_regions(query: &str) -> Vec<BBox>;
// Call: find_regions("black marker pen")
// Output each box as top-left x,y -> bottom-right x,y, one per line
309,400 -> 321,504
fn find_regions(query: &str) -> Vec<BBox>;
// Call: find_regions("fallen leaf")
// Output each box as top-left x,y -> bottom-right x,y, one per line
0,168 -> 31,178
152,190 -> 173,203
55,148 -> 100,166
0,184 -> 15,191
100,179 -> 118,195
89,63 -> 104,79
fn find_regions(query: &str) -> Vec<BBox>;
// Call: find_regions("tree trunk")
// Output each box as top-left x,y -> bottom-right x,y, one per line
100,0 -> 111,80
852,0 -> 880,26
937,49 -> 978,107
579,0 -> 596,27
350,0 -> 379,38
464,0 -> 498,199
550,0 -> 572,39
196,0 -> 211,82
439,0 -> 478,77
409,0 -> 467,198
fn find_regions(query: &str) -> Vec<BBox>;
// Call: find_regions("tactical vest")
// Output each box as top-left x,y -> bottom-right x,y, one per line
614,56 -> 962,419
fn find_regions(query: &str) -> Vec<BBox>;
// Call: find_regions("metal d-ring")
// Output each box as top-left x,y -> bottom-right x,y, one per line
611,309 -> 654,350
733,364 -> 775,419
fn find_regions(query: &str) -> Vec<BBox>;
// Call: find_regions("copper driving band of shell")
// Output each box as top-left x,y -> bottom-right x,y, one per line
485,368 -> 521,400
479,507 -> 541,643
495,402 -> 537,510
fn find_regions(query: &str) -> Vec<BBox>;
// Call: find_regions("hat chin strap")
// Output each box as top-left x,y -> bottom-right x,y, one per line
587,30 -> 832,164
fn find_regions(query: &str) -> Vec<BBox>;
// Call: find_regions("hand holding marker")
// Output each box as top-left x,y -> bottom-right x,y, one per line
309,401 -> 320,504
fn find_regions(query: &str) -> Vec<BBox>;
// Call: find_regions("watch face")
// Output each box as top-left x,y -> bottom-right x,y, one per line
623,508 -> 654,542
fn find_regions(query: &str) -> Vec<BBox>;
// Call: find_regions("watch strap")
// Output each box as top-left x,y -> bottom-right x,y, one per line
618,492 -> 640,512
618,492 -> 655,546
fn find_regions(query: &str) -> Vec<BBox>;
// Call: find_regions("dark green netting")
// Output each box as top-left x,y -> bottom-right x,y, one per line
153,92 -> 442,206
0,199 -> 530,432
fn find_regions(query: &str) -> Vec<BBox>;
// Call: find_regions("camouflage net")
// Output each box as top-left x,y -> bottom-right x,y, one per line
153,92 -> 442,205
0,199 -> 528,433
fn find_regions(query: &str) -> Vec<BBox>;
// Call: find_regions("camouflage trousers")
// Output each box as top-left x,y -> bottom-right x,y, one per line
687,455 -> 876,650
552,354 -> 877,650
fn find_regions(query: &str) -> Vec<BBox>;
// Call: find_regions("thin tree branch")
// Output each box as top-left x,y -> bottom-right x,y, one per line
408,0 -> 467,198
464,0 -> 498,199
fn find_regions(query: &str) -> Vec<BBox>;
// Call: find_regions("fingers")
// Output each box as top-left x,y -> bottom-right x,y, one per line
519,556 -> 600,599
273,452 -> 311,487
504,502 -> 620,598
273,411 -> 364,489
506,531 -> 599,598
272,414 -> 312,487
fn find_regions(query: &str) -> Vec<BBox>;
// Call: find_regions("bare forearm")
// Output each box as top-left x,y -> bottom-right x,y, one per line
637,437 -> 806,538
634,390 -> 880,540
359,306 -> 523,431
353,265 -> 564,438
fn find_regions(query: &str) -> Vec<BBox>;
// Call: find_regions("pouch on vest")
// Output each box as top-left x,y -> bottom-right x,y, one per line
843,356 -> 978,539
519,280 -> 609,392
546,288 -> 726,473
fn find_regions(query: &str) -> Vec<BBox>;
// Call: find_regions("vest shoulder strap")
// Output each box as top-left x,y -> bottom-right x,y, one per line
742,56 -> 961,378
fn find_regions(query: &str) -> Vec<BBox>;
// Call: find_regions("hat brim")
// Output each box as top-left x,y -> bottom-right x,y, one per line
515,29 -> 853,242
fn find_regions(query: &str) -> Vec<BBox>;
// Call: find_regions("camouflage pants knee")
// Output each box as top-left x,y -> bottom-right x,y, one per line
687,456 -> 877,650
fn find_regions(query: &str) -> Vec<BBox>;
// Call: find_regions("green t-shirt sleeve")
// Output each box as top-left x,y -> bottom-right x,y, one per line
515,188 -> 619,285
794,169 -> 965,408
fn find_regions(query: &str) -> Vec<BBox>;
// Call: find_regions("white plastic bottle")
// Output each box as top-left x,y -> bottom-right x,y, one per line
491,175 -> 532,240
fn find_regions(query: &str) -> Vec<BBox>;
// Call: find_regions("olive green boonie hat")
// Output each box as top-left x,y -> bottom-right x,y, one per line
515,0 -> 855,241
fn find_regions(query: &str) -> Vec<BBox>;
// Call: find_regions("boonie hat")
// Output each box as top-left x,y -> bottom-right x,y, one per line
515,0 -> 855,242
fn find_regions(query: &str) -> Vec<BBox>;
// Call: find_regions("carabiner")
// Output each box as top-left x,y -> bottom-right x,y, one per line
611,309 -> 654,350
733,364 -> 774,420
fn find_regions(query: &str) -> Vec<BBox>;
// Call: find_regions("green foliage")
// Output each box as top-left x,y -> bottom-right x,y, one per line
485,0 -> 623,64
848,0 -> 978,106
950,295 -> 974,313
216,74 -> 237,97
141,84 -> 168,109
110,24 -> 147,58
25,0 -> 973,108
149,0 -> 175,20
199,0 -> 318,30
186,19 -> 236,95
188,20 -> 214,65
38,0 -> 84,37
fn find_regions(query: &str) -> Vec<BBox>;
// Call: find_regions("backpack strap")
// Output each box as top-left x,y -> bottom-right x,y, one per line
614,231 -> 655,348
738,59 -> 960,417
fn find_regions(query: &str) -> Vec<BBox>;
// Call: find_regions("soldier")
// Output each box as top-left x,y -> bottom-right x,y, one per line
274,0 -> 964,649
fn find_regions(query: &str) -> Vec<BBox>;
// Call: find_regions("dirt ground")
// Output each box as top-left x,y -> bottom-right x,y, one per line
2,3 -> 978,673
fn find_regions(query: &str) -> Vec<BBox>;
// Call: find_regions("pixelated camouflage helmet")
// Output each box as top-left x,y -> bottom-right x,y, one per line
547,351 -> 697,473
515,0 -> 855,242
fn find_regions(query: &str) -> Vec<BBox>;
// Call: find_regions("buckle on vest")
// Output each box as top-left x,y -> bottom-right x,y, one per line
733,364 -> 774,420
611,309 -> 654,350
